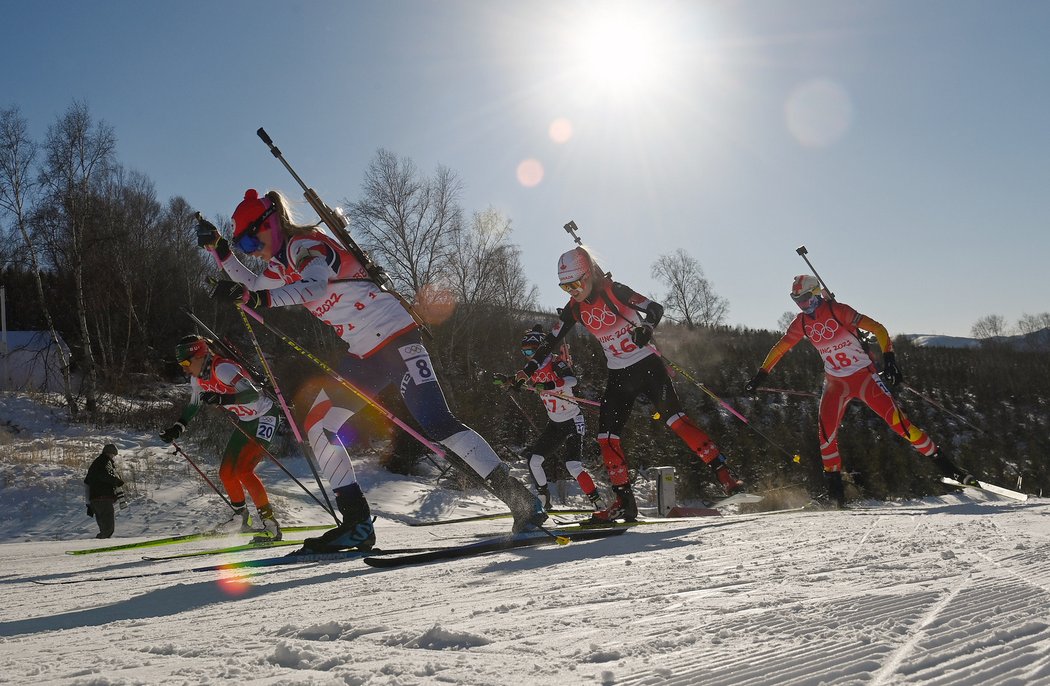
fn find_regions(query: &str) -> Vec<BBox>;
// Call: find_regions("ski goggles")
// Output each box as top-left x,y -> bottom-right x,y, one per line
792,292 -> 819,310
559,278 -> 585,293
522,347 -> 536,357
233,204 -> 276,254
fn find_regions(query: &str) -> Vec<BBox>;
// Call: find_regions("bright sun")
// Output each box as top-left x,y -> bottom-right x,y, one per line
568,7 -> 670,98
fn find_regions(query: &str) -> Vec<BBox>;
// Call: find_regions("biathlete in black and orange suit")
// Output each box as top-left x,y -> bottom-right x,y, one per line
515,246 -> 745,523
495,325 -> 603,511
744,275 -> 976,508
160,334 -> 282,539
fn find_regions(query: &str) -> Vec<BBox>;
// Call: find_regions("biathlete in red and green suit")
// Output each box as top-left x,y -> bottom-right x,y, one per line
516,246 -> 745,523
161,334 -> 282,539
744,274 -> 976,507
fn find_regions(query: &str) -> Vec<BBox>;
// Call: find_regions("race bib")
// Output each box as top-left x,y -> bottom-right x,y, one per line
256,415 -> 278,441
399,343 -> 437,385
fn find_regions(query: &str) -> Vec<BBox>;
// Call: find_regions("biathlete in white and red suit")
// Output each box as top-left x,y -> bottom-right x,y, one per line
198,189 -> 546,552
496,325 -> 602,511
744,275 -> 976,508
515,247 -> 745,523
160,335 -> 282,539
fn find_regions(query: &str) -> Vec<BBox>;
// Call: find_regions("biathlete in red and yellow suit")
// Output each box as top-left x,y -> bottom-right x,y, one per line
744,275 -> 975,507
516,247 -> 745,523
160,335 -> 282,539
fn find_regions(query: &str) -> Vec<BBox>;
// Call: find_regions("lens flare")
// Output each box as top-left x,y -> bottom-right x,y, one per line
516,158 -> 545,188
549,117 -> 573,144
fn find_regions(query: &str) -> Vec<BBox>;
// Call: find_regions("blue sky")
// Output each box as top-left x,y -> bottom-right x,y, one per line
3,0 -> 1047,337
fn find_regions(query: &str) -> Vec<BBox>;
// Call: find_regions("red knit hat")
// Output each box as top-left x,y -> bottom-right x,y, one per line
232,189 -> 273,239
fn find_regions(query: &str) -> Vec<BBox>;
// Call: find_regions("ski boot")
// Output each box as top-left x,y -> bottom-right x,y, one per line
588,484 -> 638,524
710,455 -> 745,496
931,449 -> 977,486
825,470 -> 846,509
230,501 -> 253,532
486,464 -> 549,533
537,484 -> 553,511
301,483 -> 376,553
586,490 -> 602,510
253,505 -> 282,542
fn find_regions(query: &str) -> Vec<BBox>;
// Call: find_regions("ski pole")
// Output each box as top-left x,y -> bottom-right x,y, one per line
795,245 -> 836,300
239,305 -> 452,458
236,307 -> 340,523
219,413 -> 337,516
901,384 -> 988,435
500,386 -> 541,431
654,348 -> 803,465
757,387 -> 820,399
170,442 -> 235,510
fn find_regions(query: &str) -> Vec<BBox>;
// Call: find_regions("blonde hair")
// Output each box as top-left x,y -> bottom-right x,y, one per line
264,190 -> 321,238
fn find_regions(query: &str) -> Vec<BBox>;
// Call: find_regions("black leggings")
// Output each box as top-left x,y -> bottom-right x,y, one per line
598,355 -> 683,435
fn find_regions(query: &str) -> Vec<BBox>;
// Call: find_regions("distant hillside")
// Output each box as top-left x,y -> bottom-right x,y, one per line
904,327 -> 1050,351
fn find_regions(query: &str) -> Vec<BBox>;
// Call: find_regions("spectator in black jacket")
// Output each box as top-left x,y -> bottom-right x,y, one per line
84,444 -> 125,538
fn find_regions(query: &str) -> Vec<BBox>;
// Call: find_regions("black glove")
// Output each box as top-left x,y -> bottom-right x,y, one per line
880,351 -> 903,388
534,380 -> 557,391
744,370 -> 769,397
630,324 -> 654,347
511,372 -> 528,391
492,373 -> 510,386
196,216 -> 231,259
211,279 -> 245,302
160,422 -> 185,444
210,280 -> 271,309
86,504 -> 94,518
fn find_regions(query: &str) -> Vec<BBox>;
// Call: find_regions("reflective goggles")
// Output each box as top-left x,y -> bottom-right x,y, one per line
178,358 -> 192,368
559,278 -> 585,293
233,204 -> 276,254
792,292 -> 819,308
522,347 -> 536,357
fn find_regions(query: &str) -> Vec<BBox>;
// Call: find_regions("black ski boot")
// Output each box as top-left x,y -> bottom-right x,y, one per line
537,484 -> 553,511
931,449 -> 977,485
302,483 -> 376,553
486,464 -> 548,533
825,470 -> 846,509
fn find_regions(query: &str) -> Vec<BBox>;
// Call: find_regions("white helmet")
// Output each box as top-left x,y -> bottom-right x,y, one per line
557,247 -> 593,285
790,274 -> 821,301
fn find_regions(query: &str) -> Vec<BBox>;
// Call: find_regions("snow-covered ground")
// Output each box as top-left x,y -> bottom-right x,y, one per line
1,392 -> 1049,685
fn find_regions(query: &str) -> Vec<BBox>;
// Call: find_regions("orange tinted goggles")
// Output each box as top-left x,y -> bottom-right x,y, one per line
559,279 -> 585,293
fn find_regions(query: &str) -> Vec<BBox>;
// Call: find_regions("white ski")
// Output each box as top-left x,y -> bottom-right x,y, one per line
941,477 -> 1028,502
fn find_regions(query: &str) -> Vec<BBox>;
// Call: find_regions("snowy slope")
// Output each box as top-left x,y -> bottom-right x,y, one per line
1,393 -> 1049,685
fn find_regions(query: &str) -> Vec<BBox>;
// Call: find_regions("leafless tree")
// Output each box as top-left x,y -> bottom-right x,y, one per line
0,105 -> 79,413
777,311 -> 797,332
971,314 -> 1008,340
1017,312 -> 1050,336
36,101 -> 116,411
650,248 -> 728,328
345,149 -> 463,299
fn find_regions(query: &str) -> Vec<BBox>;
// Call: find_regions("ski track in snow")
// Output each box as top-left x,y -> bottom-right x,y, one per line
2,393 -> 1049,685
1,504 -> 1049,685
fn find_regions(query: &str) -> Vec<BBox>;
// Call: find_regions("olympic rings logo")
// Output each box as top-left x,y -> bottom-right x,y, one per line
805,319 -> 839,341
580,303 -> 617,329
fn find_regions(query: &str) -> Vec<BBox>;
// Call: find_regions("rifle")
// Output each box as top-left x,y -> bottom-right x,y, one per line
255,128 -> 431,337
